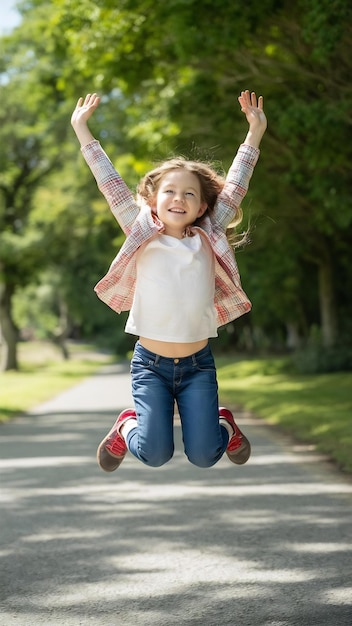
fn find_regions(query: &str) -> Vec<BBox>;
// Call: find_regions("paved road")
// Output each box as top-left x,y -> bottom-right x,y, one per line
0,362 -> 351,626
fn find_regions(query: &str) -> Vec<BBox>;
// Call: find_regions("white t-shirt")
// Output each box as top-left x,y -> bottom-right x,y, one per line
125,233 -> 218,342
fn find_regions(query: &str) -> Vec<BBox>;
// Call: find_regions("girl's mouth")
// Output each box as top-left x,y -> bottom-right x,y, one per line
169,208 -> 186,214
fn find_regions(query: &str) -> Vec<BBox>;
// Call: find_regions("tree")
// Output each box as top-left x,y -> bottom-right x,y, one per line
40,0 -> 351,348
1,0 -> 351,365
0,67 -> 71,368
0,12 -> 101,369
243,0 -> 352,348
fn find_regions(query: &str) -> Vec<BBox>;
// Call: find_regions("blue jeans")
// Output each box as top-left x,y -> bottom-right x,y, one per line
126,341 -> 229,468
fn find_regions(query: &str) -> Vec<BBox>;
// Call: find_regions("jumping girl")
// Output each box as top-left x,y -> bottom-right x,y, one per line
71,89 -> 267,472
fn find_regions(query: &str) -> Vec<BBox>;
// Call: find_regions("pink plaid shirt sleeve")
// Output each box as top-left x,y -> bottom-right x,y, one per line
81,140 -> 139,235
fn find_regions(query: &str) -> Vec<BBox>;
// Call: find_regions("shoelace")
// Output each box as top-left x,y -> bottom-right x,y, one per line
106,432 -> 126,456
227,431 -> 243,451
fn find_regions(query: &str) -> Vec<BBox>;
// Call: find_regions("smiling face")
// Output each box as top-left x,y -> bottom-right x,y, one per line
152,169 -> 207,238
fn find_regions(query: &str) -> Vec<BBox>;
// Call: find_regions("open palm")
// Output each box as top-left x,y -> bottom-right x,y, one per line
238,90 -> 267,132
71,93 -> 101,128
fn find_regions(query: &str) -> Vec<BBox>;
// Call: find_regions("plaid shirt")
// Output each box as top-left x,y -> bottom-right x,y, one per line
82,140 -> 260,327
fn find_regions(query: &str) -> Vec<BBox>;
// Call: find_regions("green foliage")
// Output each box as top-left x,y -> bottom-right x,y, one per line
13,279 -> 62,339
1,0 -> 352,362
294,344 -> 352,374
292,325 -> 352,374
300,0 -> 351,61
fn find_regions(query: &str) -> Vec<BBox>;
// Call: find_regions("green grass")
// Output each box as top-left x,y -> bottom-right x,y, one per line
0,341 -> 113,423
216,355 -> 352,474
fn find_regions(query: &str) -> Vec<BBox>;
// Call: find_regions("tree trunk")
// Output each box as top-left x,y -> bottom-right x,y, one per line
52,299 -> 70,360
286,322 -> 302,350
318,255 -> 338,348
0,282 -> 18,371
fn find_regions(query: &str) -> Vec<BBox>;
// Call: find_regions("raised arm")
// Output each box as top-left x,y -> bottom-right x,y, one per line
213,91 -> 267,229
71,93 -> 139,234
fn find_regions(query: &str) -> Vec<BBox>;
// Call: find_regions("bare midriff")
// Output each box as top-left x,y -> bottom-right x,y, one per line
139,337 -> 208,358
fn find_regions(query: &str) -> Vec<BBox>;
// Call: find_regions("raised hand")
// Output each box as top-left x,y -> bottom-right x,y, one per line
238,90 -> 267,132
71,93 -> 101,147
71,93 -> 101,128
238,90 -> 267,147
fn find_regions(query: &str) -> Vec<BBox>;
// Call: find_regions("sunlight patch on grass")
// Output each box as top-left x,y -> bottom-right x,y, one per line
0,342 -> 113,423
216,355 -> 352,473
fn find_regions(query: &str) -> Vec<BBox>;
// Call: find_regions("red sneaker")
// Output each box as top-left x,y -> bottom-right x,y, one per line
219,407 -> 251,465
97,408 -> 137,472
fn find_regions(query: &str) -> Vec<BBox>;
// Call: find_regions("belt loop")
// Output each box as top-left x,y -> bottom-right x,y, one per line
154,354 -> 160,366
192,353 -> 197,366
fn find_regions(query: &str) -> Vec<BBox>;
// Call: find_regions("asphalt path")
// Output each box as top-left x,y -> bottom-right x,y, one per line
0,362 -> 351,626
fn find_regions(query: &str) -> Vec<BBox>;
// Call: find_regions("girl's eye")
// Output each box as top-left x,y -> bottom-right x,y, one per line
185,192 -> 195,197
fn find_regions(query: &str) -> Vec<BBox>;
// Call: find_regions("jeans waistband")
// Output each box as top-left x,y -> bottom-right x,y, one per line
134,341 -> 211,365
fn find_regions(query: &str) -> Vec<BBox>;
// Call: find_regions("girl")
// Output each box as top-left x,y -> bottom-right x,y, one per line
71,90 -> 267,472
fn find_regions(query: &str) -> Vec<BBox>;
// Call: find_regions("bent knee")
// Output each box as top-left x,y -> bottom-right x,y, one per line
139,448 -> 174,467
185,441 -> 223,468
186,452 -> 218,468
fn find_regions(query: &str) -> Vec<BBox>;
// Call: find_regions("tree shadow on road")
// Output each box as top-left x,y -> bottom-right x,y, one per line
0,409 -> 351,625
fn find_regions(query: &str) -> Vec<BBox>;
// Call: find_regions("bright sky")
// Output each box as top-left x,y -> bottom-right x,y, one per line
0,0 -> 21,34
